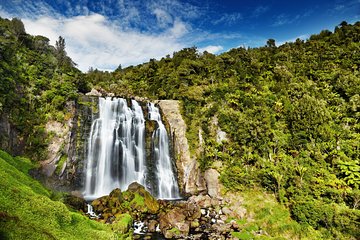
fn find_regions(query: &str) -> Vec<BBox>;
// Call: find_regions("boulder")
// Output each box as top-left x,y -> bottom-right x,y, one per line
108,188 -> 123,208
183,202 -> 201,221
148,220 -> 159,233
127,182 -> 160,214
188,194 -> 212,208
63,194 -> 86,211
159,208 -> 186,231
204,169 -> 221,198
85,88 -> 102,96
91,195 -> 109,213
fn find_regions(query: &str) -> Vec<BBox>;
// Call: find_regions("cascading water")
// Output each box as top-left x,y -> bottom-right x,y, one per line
148,103 -> 180,199
83,97 -> 179,200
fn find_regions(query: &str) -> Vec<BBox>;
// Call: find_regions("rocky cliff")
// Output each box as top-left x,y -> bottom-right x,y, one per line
36,96 -> 207,196
158,100 -> 206,195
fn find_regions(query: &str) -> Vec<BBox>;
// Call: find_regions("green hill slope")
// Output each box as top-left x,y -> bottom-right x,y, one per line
0,150 -> 116,240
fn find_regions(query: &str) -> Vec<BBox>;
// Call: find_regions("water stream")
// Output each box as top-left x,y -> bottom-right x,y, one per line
83,97 -> 179,200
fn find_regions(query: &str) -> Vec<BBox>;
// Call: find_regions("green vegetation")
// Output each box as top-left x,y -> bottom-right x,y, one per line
0,17 -> 89,159
235,190 -> 323,239
112,213 -> 133,235
0,15 -> 359,239
0,150 -> 116,239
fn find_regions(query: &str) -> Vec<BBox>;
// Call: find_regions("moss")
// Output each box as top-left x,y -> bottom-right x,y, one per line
55,154 -> 67,175
231,231 -> 254,240
112,213 -> 133,234
129,193 -> 146,213
168,227 -> 181,235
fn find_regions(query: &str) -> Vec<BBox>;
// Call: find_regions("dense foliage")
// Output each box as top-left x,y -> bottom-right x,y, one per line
0,17 -> 89,159
88,21 -> 360,239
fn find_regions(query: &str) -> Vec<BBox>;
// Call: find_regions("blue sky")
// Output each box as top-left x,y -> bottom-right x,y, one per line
0,0 -> 359,71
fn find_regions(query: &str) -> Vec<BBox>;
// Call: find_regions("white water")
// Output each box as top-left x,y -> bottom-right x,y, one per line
86,204 -> 99,219
83,97 -> 179,200
148,103 -> 180,199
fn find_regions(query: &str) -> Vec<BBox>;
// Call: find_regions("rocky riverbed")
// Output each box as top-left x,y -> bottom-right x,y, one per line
67,182 -> 263,239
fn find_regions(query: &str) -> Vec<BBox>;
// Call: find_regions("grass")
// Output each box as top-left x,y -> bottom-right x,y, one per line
0,150 -> 116,240
231,189 -> 324,240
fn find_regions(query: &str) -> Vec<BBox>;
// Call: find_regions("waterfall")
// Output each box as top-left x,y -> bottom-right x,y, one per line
148,103 -> 180,199
83,97 -> 179,200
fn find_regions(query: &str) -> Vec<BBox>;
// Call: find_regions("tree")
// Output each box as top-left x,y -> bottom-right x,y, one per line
55,36 -> 66,68
11,18 -> 26,41
55,36 -> 76,70
266,38 -> 276,48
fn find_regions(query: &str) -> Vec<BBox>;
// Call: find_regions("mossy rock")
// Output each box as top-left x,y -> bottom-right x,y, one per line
165,227 -> 181,239
63,194 -> 86,211
108,188 -> 123,208
92,195 -> 109,213
122,191 -> 135,202
126,182 -> 159,214
112,213 -> 133,234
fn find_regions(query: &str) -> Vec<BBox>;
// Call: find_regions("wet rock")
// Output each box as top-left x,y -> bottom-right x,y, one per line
159,208 -> 186,230
184,202 -> 201,221
108,188 -> 123,208
148,220 -> 159,233
220,215 -> 227,222
63,194 -> 86,211
200,208 -> 207,215
91,195 -> 109,213
230,220 -> 240,230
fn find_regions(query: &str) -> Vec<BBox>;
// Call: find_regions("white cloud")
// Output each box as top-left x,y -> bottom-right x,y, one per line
21,13 -> 186,71
153,8 -> 173,28
198,45 -> 223,54
0,0 -> 246,72
23,17 -> 61,43
168,19 -> 189,38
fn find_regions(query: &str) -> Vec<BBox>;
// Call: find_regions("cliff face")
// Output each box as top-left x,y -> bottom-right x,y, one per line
40,98 -> 94,191
158,100 -> 206,195
0,115 -> 23,156
30,96 -> 206,195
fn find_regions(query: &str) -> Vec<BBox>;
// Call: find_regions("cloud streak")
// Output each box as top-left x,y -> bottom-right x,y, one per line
272,9 -> 313,27
212,13 -> 243,26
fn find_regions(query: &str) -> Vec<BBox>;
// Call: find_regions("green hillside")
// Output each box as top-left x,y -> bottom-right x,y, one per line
0,150 -> 116,239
